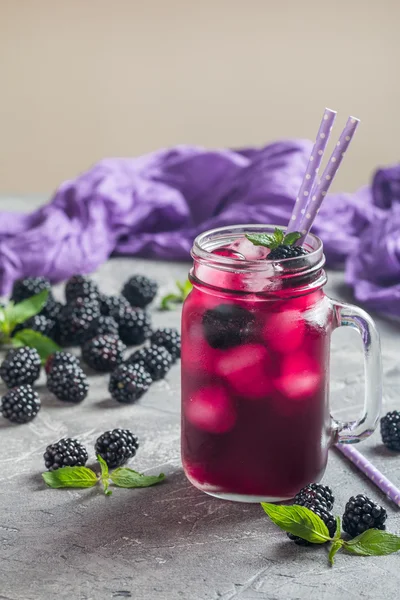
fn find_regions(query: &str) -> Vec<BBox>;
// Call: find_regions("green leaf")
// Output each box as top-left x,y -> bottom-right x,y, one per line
245,233 -> 275,248
97,455 -> 112,496
343,529 -> 400,557
176,280 -> 186,294
261,503 -> 332,544
42,467 -> 98,489
0,304 -> 6,325
6,290 -> 49,330
283,231 -> 302,246
182,279 -> 193,299
329,539 -> 344,565
160,294 -> 181,311
273,227 -> 285,245
110,468 -> 165,488
12,329 -> 61,360
333,516 -> 342,541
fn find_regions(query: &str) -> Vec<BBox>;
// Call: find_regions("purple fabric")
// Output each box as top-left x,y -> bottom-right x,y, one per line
0,142 -> 399,317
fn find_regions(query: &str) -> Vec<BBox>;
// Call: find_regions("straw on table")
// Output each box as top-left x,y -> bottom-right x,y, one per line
296,116 -> 360,243
286,108 -> 336,235
335,443 -> 400,508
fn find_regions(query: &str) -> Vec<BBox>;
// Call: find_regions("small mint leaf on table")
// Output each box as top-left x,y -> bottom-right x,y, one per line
160,294 -> 182,311
343,529 -> 400,557
110,468 -> 165,488
97,454 -> 112,496
12,329 -> 61,361
42,467 -> 98,489
261,503 -> 332,544
329,539 -> 344,565
182,279 -> 193,299
283,232 -> 302,246
159,279 -> 192,310
6,290 -> 49,330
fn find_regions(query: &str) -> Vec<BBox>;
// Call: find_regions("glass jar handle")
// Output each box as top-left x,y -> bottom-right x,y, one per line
330,299 -> 382,444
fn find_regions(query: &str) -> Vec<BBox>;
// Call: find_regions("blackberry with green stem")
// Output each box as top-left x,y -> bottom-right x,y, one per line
150,328 -> 181,361
109,363 -> 152,403
1,385 -> 41,424
95,429 -> 139,468
43,438 -> 88,471
127,345 -> 173,381
0,347 -> 41,388
81,334 -> 126,372
121,275 -> 158,308
245,227 -> 308,261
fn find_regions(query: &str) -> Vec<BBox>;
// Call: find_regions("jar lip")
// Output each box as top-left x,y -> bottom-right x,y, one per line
192,224 -> 323,272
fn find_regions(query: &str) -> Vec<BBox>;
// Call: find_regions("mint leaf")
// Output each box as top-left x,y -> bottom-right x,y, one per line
283,232 -> 302,246
183,279 -> 193,299
159,279 -> 192,310
245,234 -> 275,248
97,454 -> 112,496
333,516 -> 342,541
6,290 -> 49,330
160,294 -> 182,311
0,304 -> 5,325
274,227 -> 285,245
110,468 -> 165,488
42,467 -> 98,489
12,329 -> 61,360
329,539 -> 344,565
261,503 -> 332,544
344,529 -> 400,557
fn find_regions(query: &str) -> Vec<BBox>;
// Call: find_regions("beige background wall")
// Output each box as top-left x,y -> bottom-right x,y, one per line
0,0 -> 399,196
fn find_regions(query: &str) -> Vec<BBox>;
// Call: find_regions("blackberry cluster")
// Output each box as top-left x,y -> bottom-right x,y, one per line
0,347 -> 41,388
343,495 -> 387,538
44,438 -> 88,471
65,275 -> 100,304
127,345 -> 173,381
1,385 -> 41,424
111,306 -> 151,345
294,483 -> 334,511
58,301 -> 101,346
47,364 -> 89,403
202,304 -> 255,350
95,428 -> 139,468
81,334 -> 126,372
121,275 -> 158,308
288,500 -> 337,546
99,294 -> 130,316
109,363 -> 152,403
268,245 -> 308,261
380,411 -> 400,452
45,351 -> 80,374
150,328 -> 181,361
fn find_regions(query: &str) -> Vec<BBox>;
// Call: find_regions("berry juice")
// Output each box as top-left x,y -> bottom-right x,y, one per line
181,226 -> 334,502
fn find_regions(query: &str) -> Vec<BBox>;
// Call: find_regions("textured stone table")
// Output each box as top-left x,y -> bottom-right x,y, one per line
1,197 -> 400,599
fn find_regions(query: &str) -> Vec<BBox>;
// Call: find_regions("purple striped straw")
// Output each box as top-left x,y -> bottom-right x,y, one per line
296,116 -> 360,243
335,444 -> 400,508
286,108 -> 337,235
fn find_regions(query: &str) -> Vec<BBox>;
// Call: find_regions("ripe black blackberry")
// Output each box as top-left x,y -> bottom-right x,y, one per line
43,438 -> 88,471
46,364 -> 89,403
111,306 -> 152,345
343,494 -> 387,538
268,245 -> 308,260
99,294 -> 130,316
150,328 -> 181,361
81,334 -> 126,372
127,345 -> 173,381
202,304 -> 255,350
294,483 -> 334,511
121,275 -> 158,308
380,411 -> 400,451
65,275 -> 100,304
83,315 -> 119,342
95,428 -> 139,468
288,500 -> 337,546
0,347 -> 41,388
58,301 -> 101,346
109,363 -> 152,403
45,351 -> 80,374
41,297 -> 63,321
1,385 -> 41,424
11,276 -> 52,303
14,314 -> 56,340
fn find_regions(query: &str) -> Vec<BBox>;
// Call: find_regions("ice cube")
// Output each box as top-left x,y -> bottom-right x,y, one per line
274,352 -> 322,400
229,237 -> 270,260
263,309 -> 305,353
185,384 -> 237,433
216,343 -> 273,399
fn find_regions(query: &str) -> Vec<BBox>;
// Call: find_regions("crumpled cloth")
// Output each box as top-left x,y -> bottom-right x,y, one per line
0,142 -> 399,317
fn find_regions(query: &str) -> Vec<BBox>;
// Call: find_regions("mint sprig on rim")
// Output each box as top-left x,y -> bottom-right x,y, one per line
246,228 -> 302,250
261,502 -> 400,566
42,455 -> 165,496
159,279 -> 192,311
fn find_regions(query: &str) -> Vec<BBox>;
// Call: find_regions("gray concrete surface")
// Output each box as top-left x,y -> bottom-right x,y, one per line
1,197 -> 400,599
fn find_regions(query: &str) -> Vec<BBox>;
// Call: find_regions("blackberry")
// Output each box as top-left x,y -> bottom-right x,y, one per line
150,328 -> 181,361
380,411 -> 400,451
58,301 -> 101,346
14,314 -> 56,340
343,494 -> 387,538
82,334 -> 126,372
43,438 -> 88,471
202,305 -> 255,350
121,275 -> 158,308
99,294 -> 130,316
111,306 -> 152,345
288,501 -> 336,546
45,351 -> 80,374
83,315 -> 119,342
268,245 -> 308,261
11,276 -> 52,303
0,347 -> 41,388
95,428 -> 139,468
47,364 -> 89,403
65,275 -> 100,304
41,297 -> 63,321
1,385 -> 41,424
109,363 -> 152,403
294,483 -> 334,511
127,345 -> 173,381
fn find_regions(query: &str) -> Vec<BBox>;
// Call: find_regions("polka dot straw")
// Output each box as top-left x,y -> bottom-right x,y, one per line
286,108 -> 337,235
